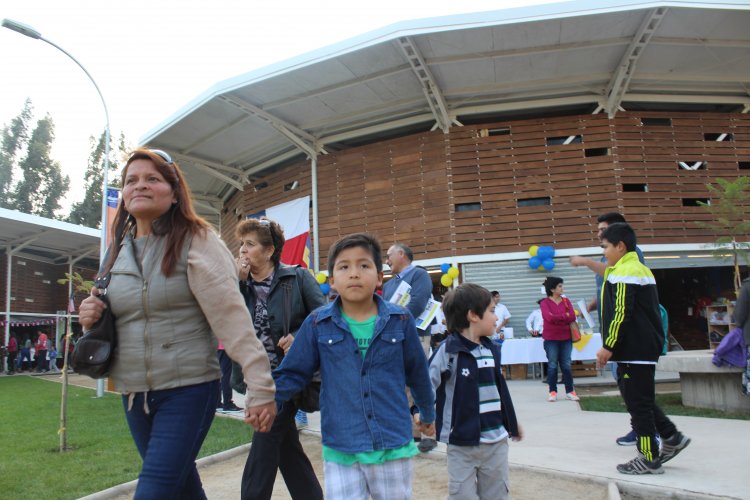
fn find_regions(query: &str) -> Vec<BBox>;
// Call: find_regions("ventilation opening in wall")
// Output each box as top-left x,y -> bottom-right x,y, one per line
677,161 -> 706,170
641,117 -> 672,126
623,183 -> 648,192
518,197 -> 551,208
682,198 -> 709,207
489,127 -> 510,136
704,133 -> 733,142
455,202 -> 481,212
585,147 -> 610,157
738,161 -> 750,170
546,135 -> 582,146
253,181 -> 269,192
284,180 -> 300,191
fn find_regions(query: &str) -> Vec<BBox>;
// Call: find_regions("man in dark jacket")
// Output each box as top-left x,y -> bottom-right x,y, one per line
596,223 -> 690,475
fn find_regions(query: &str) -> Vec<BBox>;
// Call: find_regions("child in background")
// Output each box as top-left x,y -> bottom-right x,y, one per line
419,283 -> 523,499
272,233 -> 435,500
596,222 -> 691,475
48,343 -> 59,373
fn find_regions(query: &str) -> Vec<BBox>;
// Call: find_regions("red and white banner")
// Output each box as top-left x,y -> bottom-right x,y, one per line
265,196 -> 312,268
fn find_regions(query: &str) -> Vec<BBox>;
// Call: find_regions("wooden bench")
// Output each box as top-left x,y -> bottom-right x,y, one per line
656,350 -> 749,413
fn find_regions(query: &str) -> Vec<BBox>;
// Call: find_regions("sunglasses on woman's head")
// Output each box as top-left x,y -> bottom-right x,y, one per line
150,149 -> 174,165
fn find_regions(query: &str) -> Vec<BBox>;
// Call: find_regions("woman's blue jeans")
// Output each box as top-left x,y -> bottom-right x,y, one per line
123,380 -> 220,500
543,339 -> 574,393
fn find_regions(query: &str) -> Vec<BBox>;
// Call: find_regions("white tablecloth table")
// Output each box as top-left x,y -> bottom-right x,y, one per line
500,333 -> 603,365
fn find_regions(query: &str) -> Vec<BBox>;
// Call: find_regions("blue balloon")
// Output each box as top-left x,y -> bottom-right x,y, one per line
528,256 -> 541,269
542,258 -> 555,271
440,263 -> 451,274
320,283 -> 331,295
537,246 -> 553,260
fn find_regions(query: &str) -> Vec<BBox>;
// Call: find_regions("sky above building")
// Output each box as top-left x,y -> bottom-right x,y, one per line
1,0 -> 552,211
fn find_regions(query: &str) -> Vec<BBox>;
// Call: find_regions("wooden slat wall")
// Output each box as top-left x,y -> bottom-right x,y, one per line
222,111 -> 750,271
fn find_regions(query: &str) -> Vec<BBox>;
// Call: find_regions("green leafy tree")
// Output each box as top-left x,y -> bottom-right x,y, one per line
696,176 -> 750,295
0,99 -> 33,208
12,115 -> 70,218
68,130 -> 125,228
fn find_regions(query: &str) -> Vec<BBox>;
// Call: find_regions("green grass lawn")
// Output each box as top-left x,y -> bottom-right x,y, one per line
579,392 -> 750,420
0,376 -> 254,500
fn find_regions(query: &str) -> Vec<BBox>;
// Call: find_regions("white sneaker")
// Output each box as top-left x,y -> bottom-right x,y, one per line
566,391 -> 580,401
548,391 -> 557,402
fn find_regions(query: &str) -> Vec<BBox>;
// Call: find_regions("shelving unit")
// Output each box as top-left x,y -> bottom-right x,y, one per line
705,303 -> 736,349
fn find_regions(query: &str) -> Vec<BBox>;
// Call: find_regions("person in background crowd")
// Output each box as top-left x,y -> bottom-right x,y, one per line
48,343 -> 59,373
78,148 -> 276,499
384,241 -> 436,453
35,331 -> 48,372
236,216 -> 325,500
526,300 -> 544,337
216,343 -> 242,414
735,276 -> 750,397
491,291 -> 511,343
540,277 -> 579,402
6,335 -> 17,374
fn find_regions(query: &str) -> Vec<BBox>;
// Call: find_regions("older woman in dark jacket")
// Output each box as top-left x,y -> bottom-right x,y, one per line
236,217 -> 325,500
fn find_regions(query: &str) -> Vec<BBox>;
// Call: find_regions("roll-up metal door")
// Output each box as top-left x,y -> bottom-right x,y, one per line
462,258 -> 601,336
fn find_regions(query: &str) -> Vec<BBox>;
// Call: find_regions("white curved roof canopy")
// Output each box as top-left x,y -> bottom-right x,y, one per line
141,0 -> 750,218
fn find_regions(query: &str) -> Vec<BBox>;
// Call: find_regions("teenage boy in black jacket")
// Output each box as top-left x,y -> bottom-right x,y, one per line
596,223 -> 691,475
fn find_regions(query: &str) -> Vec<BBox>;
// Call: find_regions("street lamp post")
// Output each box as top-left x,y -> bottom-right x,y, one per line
2,18 -> 110,398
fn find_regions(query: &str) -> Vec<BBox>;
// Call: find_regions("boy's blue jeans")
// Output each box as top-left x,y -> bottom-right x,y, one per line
543,340 -> 574,393
123,380 -> 219,500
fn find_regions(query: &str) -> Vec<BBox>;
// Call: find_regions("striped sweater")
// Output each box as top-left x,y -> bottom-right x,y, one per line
428,333 -> 519,446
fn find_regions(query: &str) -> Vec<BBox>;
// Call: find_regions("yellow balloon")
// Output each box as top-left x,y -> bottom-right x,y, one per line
447,266 -> 459,279
440,274 -> 453,287
529,245 -> 539,257
315,272 -> 327,284
537,265 -> 545,271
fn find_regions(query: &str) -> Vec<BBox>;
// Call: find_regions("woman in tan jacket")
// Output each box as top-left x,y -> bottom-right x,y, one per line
79,148 -> 275,499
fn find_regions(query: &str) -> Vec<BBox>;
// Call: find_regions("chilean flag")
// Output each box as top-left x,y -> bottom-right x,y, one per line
250,196 -> 312,268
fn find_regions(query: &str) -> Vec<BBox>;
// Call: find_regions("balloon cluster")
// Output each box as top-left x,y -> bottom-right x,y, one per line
315,272 -> 331,295
439,263 -> 459,287
527,245 -> 556,271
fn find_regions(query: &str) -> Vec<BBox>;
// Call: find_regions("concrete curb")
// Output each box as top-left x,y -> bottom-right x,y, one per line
78,443 -> 252,500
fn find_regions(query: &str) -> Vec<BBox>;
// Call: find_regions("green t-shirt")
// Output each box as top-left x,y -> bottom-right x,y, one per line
322,313 -> 418,464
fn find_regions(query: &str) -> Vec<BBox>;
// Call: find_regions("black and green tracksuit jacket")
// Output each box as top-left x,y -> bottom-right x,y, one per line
601,252 -> 664,362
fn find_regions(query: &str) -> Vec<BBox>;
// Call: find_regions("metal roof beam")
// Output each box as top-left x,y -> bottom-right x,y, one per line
397,36 -> 454,133
623,93 -> 750,106
605,7 -> 668,118
219,95 -> 323,157
193,200 -> 221,215
319,113 -> 438,145
181,115 -> 253,154
241,149 -> 305,177
172,152 -> 245,176
179,158 -> 245,190
455,95 -> 605,116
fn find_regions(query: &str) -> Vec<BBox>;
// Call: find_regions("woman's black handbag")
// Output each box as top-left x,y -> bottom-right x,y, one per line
71,273 -> 116,379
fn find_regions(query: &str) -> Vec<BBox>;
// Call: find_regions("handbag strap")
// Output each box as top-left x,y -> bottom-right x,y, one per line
95,246 -> 113,292
281,278 -> 292,337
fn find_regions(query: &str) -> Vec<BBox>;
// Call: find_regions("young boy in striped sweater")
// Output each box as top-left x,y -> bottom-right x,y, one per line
416,283 -> 523,499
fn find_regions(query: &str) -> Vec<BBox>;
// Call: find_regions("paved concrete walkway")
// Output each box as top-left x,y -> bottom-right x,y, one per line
36,371 -> 750,499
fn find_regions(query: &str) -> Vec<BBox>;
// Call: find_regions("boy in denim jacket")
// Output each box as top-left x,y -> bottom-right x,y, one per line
273,233 -> 435,499
416,283 -> 523,499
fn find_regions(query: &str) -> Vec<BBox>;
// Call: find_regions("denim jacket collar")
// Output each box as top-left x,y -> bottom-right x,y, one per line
316,293 -> 403,339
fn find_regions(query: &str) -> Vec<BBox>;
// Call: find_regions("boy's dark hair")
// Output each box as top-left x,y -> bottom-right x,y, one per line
491,290 -> 500,298
442,283 -> 493,333
601,222 -> 637,252
327,233 -> 382,275
597,212 -> 627,225
543,276 -> 564,297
